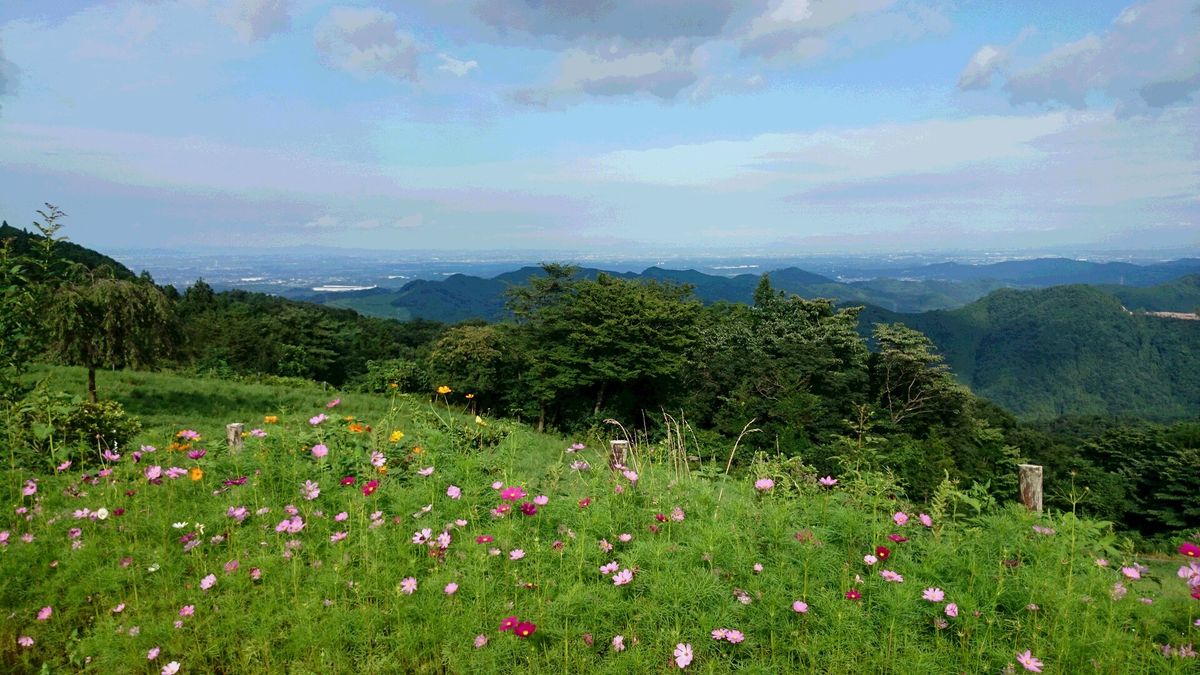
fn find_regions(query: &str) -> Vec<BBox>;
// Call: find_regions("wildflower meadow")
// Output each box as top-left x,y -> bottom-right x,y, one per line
2,372 -> 1198,673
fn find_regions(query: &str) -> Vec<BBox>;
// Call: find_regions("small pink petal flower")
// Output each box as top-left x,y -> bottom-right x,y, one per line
36,606 -> 52,621
444,582 -> 458,595
792,600 -> 808,613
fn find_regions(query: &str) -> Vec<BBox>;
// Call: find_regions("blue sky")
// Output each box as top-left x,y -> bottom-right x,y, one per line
0,0 -> 1196,253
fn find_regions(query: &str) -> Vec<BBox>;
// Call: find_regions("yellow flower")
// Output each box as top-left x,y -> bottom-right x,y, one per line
475,415 -> 486,426
343,415 -> 356,422
464,393 -> 475,400
389,382 -> 399,390
436,385 -> 452,395
189,467 -> 204,481
377,466 -> 388,475
264,415 -> 278,424
389,430 -> 404,443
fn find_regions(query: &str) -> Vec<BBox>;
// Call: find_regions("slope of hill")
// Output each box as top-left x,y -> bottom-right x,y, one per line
1105,274 -> 1200,313
855,257 -> 1200,286
860,283 -> 1200,420
1,221 -> 136,279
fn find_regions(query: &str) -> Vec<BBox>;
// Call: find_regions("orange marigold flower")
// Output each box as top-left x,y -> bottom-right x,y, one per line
389,382 -> 399,389
264,415 -> 278,424
348,423 -> 366,433
189,467 -> 203,481
412,445 -> 424,455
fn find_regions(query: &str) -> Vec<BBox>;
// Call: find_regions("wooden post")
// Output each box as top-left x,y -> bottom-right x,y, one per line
226,423 -> 244,453
1018,463 -> 1043,513
609,440 -> 629,470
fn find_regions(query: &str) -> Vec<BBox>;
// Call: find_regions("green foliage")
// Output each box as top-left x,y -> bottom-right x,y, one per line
4,381 -> 141,469
357,357 -> 430,393
48,275 -> 174,401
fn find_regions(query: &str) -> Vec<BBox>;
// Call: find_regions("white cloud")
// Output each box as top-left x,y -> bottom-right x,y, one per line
315,6 -> 422,81
958,44 -> 1005,90
221,0 -> 293,43
997,0 -> 1200,112
437,53 -> 478,77
512,42 -> 699,104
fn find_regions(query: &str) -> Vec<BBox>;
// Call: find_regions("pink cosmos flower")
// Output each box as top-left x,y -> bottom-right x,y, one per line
711,628 -> 727,640
224,559 -> 239,574
22,479 -> 37,496
674,643 -> 693,669
753,563 -> 763,573
1016,650 -> 1044,672
725,629 -> 744,644
509,549 -> 525,560
330,531 -> 348,543
165,467 -> 187,479
18,636 -> 34,648
147,646 -> 160,660
474,634 -> 488,648
370,451 -> 386,468
818,476 -> 837,487
864,554 -> 878,566
919,513 -> 933,527
200,574 -> 216,590
333,511 -> 348,522
436,532 -> 451,549
476,535 -> 494,544
447,485 -> 462,500
1095,558 -> 1109,567
792,600 -> 808,613
945,603 -> 959,617
311,444 -> 328,459
880,570 -> 904,583
249,428 -> 267,437
618,533 -> 632,543
501,486 -> 526,501
162,661 -> 181,675
599,539 -> 613,553
1031,525 -> 1055,536
179,605 -> 194,617
580,497 -> 593,508
36,606 -> 52,621
309,414 -> 327,425
754,478 -> 774,491
613,569 -> 634,586
1112,581 -> 1128,600
145,465 -> 163,481
302,480 -> 320,501
187,449 -> 206,460
533,495 -> 549,506
412,528 -> 432,544
326,398 -> 340,408
1121,566 -> 1141,580
846,589 -> 861,601
888,534 -> 909,543
417,466 -> 434,477
893,512 -> 909,526
444,582 -> 458,595
612,635 -> 625,651
491,481 -> 503,490
923,588 -> 945,602
671,507 -> 685,521
400,577 -> 417,594
622,470 -> 638,484
600,561 -> 620,574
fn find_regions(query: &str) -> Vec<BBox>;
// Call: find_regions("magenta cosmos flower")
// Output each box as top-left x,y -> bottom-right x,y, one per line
498,616 -> 518,632
520,502 -> 538,516
514,621 -> 537,638
500,486 -> 526,501
845,589 -> 861,601
1180,542 -> 1200,558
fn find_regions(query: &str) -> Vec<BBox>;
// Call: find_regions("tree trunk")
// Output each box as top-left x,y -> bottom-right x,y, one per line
594,382 -> 607,416
87,367 -> 97,403
537,402 -> 546,433
226,423 -> 245,453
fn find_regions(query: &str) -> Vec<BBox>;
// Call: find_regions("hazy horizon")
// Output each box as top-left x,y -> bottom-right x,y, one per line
1,1 -> 1197,254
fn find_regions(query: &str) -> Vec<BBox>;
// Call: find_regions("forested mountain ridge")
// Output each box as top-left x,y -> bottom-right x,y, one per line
312,258 -> 1200,323
859,282 -> 1200,420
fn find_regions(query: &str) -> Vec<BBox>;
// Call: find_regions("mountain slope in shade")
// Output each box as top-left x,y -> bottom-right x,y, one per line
1,222 -> 137,280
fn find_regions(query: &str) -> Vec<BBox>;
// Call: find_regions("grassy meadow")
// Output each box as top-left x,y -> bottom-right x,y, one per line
1,367 -> 1198,673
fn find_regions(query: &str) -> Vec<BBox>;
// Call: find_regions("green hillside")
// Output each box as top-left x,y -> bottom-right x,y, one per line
0,222 -> 136,280
861,284 -> 1200,420
1106,274 -> 1200,313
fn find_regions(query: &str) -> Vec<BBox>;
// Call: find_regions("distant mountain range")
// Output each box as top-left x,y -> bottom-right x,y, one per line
306,257 -> 1200,323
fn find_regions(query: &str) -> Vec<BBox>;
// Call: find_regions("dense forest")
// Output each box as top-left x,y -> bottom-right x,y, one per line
2,212 -> 1197,540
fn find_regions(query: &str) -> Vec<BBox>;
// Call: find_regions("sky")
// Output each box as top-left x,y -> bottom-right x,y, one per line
0,0 -> 1197,254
